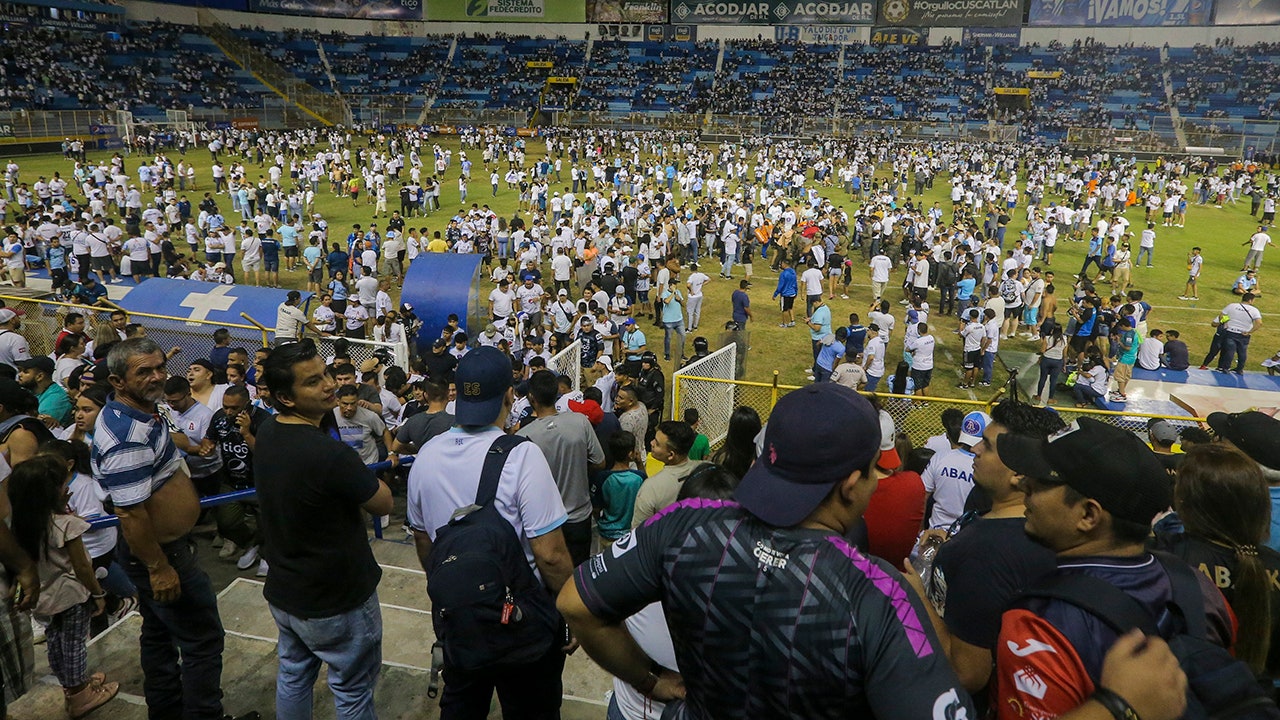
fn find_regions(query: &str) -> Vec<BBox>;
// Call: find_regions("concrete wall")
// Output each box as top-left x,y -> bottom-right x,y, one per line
122,0 -> 1276,47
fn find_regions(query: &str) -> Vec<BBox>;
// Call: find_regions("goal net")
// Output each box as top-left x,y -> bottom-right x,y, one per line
672,343 -> 738,445
549,339 -> 582,392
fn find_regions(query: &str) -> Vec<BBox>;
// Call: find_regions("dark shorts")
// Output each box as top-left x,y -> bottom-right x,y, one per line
1004,306 -> 1022,319
911,368 -> 933,387
284,246 -> 299,258
91,256 -> 114,272
130,259 -> 152,276
1069,334 -> 1090,353
781,295 -> 795,311
265,258 -> 279,272
309,267 -> 322,283
963,350 -> 981,369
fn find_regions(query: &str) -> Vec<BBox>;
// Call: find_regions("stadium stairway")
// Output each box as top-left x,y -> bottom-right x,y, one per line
9,539 -> 614,719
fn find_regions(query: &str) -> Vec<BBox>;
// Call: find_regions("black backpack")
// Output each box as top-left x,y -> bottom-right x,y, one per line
1016,553 -> 1280,720
425,434 -> 560,696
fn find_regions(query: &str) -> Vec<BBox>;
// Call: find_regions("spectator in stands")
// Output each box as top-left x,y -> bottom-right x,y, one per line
560,383 -> 979,720
631,420 -> 702,528
994,418 -> 1226,720
516,370 -> 604,567
17,356 -> 72,427
1163,329 -> 1190,370
1154,443 -> 1280,676
0,308 -> 32,372
92,338 -> 232,720
255,338 -> 392,720
405,345 -> 575,720
905,400 -> 1062,708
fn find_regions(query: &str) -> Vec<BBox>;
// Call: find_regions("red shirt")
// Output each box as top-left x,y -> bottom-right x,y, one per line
862,470 -> 925,571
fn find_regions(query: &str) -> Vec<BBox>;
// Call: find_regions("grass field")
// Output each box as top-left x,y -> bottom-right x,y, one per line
4,138 -> 1276,401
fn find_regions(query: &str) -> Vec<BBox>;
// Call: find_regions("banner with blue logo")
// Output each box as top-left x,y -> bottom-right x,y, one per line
1028,0 -> 1213,25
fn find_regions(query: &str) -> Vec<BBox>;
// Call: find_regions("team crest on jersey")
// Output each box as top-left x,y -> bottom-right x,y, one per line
932,688 -> 969,720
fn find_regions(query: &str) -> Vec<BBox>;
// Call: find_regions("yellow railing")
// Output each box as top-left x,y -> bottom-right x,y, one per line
672,372 -> 1206,447
0,294 -> 270,361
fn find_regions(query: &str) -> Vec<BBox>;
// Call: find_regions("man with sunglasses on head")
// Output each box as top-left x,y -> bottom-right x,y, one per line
254,339 -> 393,719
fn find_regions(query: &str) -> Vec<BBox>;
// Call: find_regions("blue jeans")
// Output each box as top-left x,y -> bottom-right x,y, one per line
1073,383 -> 1106,408
1037,357 -> 1063,399
1219,331 -> 1250,373
982,351 -> 996,384
1136,246 -> 1154,266
663,319 -> 685,361
270,592 -> 382,720
865,373 -> 882,391
119,535 -> 225,720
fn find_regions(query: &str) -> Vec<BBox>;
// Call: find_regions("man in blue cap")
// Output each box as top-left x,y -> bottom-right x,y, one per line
557,382 -> 975,719
405,346 -> 575,719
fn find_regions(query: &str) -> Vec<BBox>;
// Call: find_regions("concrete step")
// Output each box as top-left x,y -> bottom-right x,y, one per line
10,538 -> 615,719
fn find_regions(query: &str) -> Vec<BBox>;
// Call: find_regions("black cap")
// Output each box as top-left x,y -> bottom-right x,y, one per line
16,356 -> 55,376
997,418 -> 1171,525
735,384 -> 881,527
1207,411 -> 1280,471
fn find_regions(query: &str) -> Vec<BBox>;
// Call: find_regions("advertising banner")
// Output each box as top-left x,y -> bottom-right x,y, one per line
232,117 -> 260,130
0,124 -> 13,139
962,27 -> 1020,44
774,24 -> 866,42
993,87 -> 1031,95
248,0 -> 421,19
1027,69 -> 1063,79
878,0 -> 1023,26
597,22 -> 647,38
671,1 -> 875,24
1027,0 -> 1213,25
426,0 -> 586,21
870,25 -> 928,43
588,0 -> 669,21
1214,0 -> 1279,23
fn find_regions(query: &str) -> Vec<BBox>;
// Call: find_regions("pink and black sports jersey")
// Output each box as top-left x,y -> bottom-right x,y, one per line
575,498 -> 971,720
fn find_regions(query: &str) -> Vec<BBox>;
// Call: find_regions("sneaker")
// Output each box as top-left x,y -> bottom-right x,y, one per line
779,322 -> 789,328
110,596 -> 138,623
978,381 -> 991,387
217,540 -> 239,560
841,294 -> 849,299
65,679 -> 119,719
1190,296 -> 1198,300
236,545 -> 261,571
786,322 -> 795,327
256,559 -> 269,577
1177,296 -> 1190,300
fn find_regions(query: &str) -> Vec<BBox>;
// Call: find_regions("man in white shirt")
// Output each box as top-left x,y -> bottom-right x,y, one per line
868,252 -> 893,301
862,325 -> 887,392
1216,293 -> 1263,374
405,347 -> 573,718
1135,329 -> 1165,371
488,277 -> 515,324
685,269 -> 710,331
274,291 -> 318,346
1243,225 -> 1273,272
906,323 -> 935,396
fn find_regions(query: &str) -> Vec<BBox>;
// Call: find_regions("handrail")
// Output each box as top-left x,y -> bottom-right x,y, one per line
0,293 -> 261,332
87,456 -> 415,532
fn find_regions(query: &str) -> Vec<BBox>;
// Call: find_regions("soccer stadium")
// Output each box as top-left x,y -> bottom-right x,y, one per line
1,0 -> 1280,718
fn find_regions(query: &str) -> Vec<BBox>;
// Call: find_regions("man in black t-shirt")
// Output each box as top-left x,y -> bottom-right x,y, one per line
559,384 -> 976,720
254,340 -> 393,717
905,400 -> 1063,708
391,379 -> 454,454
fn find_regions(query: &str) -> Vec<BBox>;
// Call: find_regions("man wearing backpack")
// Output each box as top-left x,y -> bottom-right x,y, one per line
992,418 -> 1264,720
406,346 -> 575,720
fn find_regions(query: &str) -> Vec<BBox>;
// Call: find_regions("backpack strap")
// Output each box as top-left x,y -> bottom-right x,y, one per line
474,434 -> 530,508
1152,551 -> 1209,639
1017,572 -> 1159,637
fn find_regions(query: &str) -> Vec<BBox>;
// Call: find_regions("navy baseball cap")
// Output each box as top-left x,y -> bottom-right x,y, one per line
454,346 -> 512,426
736,383 -> 881,527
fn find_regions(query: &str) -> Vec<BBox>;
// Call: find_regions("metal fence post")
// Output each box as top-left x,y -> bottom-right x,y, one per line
770,370 -> 779,412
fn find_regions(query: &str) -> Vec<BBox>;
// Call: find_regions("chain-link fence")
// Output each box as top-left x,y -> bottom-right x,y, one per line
0,295 -> 269,368
549,339 -> 582,392
671,372 -> 1206,451
313,336 -> 411,375
672,344 -> 737,445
